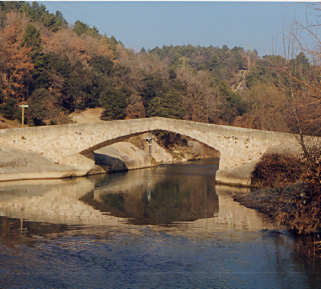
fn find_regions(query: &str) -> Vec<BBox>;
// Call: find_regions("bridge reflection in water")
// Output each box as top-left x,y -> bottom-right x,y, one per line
83,169 -> 218,226
0,159 -> 275,244
1,160 -> 320,289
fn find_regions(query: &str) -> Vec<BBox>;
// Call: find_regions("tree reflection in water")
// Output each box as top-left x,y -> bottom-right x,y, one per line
82,173 -> 218,225
0,160 -> 321,289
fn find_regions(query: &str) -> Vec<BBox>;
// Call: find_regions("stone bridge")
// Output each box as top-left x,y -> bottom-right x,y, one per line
0,117 -> 312,186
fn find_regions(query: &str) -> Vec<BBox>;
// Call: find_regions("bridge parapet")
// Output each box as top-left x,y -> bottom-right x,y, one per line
0,117 -> 316,186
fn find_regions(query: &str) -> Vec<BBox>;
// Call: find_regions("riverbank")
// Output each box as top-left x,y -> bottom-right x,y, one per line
234,184 -> 321,257
232,152 -> 321,258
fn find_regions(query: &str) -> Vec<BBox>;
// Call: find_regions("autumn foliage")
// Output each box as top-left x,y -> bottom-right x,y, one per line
0,2 -> 319,139
0,12 -> 33,102
251,154 -> 304,188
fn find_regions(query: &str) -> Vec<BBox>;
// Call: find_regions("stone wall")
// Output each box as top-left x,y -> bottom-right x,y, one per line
0,117 -> 318,185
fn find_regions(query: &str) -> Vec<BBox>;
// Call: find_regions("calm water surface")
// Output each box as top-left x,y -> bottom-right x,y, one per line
0,159 -> 320,289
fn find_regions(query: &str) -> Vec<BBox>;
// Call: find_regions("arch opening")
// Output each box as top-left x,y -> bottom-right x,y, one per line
81,130 -> 220,174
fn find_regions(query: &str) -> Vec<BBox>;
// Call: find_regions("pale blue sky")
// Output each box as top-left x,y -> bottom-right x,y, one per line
44,1 -> 319,56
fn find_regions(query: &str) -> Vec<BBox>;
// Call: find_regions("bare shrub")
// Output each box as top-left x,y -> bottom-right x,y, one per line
251,153 -> 304,188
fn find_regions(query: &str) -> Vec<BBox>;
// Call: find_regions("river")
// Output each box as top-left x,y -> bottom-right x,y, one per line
0,159 -> 320,289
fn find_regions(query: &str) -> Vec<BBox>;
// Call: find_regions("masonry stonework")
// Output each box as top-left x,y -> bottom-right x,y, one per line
0,117 -> 316,186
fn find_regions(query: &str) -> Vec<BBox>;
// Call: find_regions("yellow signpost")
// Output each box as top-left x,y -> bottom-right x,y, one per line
18,103 -> 29,127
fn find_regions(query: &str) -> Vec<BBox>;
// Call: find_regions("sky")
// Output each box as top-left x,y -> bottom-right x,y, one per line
44,1 -> 319,56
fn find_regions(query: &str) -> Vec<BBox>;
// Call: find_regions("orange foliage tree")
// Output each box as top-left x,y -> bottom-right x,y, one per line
43,28 -> 115,67
0,12 -> 34,102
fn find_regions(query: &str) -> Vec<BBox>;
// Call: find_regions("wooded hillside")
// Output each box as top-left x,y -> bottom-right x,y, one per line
0,2 -> 319,136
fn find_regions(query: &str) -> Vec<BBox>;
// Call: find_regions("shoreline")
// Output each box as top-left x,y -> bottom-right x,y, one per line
232,183 -> 321,258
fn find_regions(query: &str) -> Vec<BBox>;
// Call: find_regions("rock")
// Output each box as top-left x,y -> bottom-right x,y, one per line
0,147 -> 81,181
132,133 -> 174,164
57,153 -> 96,177
94,142 -> 153,172
150,136 -> 173,164
187,140 -> 203,157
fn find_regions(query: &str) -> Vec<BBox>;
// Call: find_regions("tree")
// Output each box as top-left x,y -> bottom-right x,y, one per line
99,88 -> 129,120
176,68 -> 214,122
278,17 -> 321,138
61,61 -> 92,111
216,81 -> 249,124
140,74 -> 165,111
126,94 -> 145,119
0,13 -> 34,103
20,2 -> 67,31
147,89 -> 185,119
234,83 -> 289,131
90,55 -> 113,76
43,28 -> 114,67
27,88 -> 55,125
22,23 -> 41,51
73,20 -> 99,38
0,96 -> 17,119
278,6 -> 321,211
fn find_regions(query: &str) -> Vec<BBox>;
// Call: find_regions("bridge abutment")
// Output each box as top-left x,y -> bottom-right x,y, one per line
0,117 -> 311,185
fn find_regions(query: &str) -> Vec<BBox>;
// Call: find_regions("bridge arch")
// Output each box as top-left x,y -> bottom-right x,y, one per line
81,129 -> 221,160
0,117 -> 306,186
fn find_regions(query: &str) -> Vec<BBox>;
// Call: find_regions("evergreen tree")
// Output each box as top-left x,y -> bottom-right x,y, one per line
0,96 -> 17,120
99,88 -> 129,120
27,88 -> 51,125
22,24 -> 41,51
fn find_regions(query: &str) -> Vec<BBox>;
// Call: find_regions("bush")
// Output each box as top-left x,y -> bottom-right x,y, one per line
251,153 -> 303,188
27,88 -> 65,125
275,184 -> 321,235
251,149 -> 321,236
300,144 -> 321,195
0,97 -> 18,120
155,131 -> 188,149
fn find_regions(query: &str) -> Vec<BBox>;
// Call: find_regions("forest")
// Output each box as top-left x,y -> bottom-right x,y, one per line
0,1 -> 320,138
